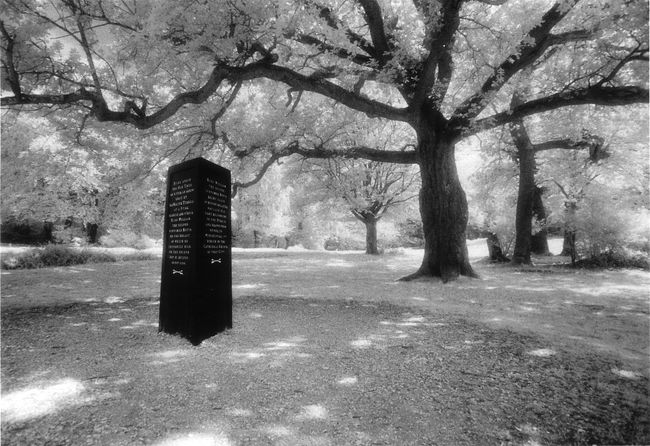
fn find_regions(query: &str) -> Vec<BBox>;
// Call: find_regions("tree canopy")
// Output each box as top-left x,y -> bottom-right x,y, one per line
2,0 -> 648,281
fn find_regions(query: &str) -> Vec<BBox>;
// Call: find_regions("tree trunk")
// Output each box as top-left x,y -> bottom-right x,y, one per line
43,221 -> 54,244
511,143 -> 535,265
352,210 -> 380,255
364,219 -> 379,255
253,230 -> 260,248
487,232 -> 509,262
509,99 -> 536,265
402,124 -> 476,282
86,223 -> 99,244
562,230 -> 577,263
561,201 -> 578,264
530,186 -> 551,255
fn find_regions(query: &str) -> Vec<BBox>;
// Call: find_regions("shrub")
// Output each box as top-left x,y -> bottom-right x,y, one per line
1,246 -> 119,269
396,218 -> 425,248
85,250 -> 118,264
574,250 -> 650,270
119,252 -> 158,261
38,245 -> 91,267
573,194 -> 650,260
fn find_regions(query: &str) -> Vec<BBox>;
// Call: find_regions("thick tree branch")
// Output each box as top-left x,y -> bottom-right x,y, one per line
290,33 -> 374,66
293,1 -> 379,62
289,144 -> 416,164
465,86 -> 649,136
2,60 -> 410,127
235,140 -> 416,165
532,139 -> 574,152
356,0 -> 391,63
411,0 -> 462,111
231,139 -> 416,197
451,0 -> 579,123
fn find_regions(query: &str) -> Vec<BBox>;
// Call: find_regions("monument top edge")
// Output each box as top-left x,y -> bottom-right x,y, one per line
168,157 -> 230,176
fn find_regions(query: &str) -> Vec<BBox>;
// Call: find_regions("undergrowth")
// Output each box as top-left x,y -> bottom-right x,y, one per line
574,250 -> 650,270
1,245 -> 157,269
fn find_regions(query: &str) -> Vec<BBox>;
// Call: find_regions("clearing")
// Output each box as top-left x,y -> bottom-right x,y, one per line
1,241 -> 649,445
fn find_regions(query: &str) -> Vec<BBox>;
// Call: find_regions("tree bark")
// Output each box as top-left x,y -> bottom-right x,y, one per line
352,211 -> 381,255
401,122 -> 476,282
511,134 -> 536,265
561,201 -> 578,264
85,223 -> 99,244
487,232 -> 510,262
364,219 -> 379,255
530,186 -> 551,255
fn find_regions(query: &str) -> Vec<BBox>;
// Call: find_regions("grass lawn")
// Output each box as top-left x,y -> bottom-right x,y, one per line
1,245 -> 649,445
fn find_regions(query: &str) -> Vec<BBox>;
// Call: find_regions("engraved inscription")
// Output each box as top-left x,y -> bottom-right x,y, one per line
203,176 -> 229,256
167,175 -> 195,268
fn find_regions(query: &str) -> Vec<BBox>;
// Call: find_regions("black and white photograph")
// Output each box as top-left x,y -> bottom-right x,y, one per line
1,0 -> 648,444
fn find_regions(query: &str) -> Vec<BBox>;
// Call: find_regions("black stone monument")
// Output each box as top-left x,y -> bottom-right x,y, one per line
159,157 -> 232,345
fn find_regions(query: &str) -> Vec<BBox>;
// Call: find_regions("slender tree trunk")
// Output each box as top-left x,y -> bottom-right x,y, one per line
86,223 -> 99,244
530,186 -> 551,255
561,201 -> 578,263
402,124 -> 476,282
43,221 -> 54,244
487,232 -> 509,262
364,219 -> 379,255
562,230 -> 577,264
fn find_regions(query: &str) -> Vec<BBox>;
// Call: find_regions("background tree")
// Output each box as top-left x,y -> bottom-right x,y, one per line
2,0 -> 648,281
307,158 -> 418,254
1,108 -> 172,244
538,106 -> 649,264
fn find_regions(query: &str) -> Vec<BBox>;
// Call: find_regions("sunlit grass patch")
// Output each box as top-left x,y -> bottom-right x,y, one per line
337,376 -> 358,386
1,378 -> 90,423
528,348 -> 557,357
152,431 -> 232,446
612,368 -> 642,379
295,404 -> 329,420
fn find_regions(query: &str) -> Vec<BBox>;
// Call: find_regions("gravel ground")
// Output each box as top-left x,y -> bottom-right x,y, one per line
2,294 -> 649,445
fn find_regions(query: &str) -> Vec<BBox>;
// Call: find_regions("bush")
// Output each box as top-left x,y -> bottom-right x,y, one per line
39,245 -> 91,267
119,252 -> 158,261
323,235 -> 365,251
573,195 -> 650,260
396,218 -> 425,248
1,245 -> 118,269
0,218 -> 54,244
574,251 -> 650,270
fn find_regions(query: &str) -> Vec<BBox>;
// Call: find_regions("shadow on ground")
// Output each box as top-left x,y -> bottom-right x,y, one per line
2,296 -> 648,446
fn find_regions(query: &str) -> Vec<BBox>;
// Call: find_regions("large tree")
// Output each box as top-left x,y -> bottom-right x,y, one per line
1,0 -> 647,281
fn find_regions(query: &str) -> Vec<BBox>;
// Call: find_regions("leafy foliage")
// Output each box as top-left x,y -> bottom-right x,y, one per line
1,0 -> 647,278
